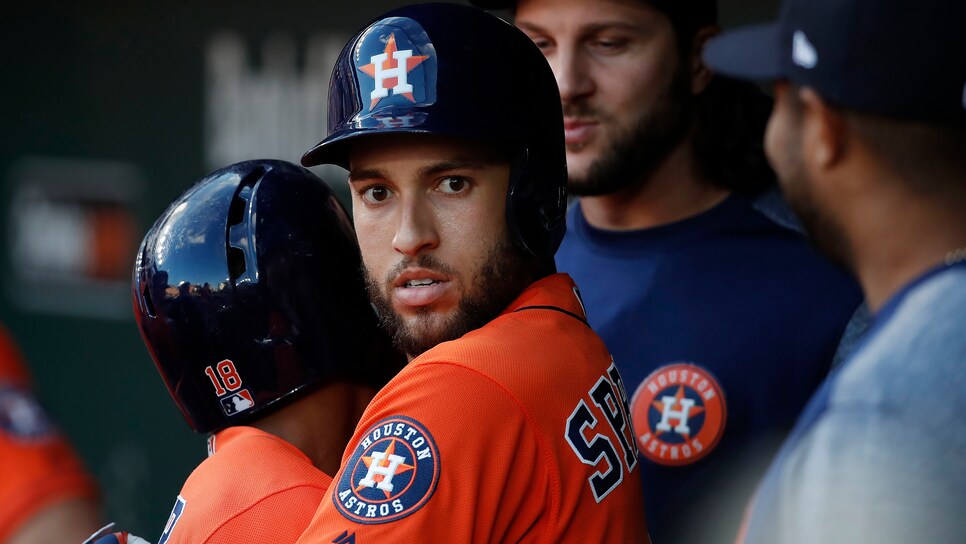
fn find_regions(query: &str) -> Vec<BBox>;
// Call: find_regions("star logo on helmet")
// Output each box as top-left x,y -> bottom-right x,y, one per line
358,33 -> 429,110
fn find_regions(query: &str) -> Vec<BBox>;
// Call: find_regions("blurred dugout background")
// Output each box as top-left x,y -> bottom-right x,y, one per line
0,0 -> 776,539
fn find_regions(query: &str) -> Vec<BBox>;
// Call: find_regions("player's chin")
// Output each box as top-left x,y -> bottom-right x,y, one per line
396,313 -> 463,357
565,149 -> 600,180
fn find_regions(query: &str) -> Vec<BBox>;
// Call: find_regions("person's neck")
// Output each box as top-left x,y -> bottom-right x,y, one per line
578,139 -> 731,231
840,173 -> 966,313
251,381 -> 377,476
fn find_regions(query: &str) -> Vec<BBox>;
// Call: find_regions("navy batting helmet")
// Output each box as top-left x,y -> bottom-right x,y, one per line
133,160 -> 403,433
301,3 -> 567,259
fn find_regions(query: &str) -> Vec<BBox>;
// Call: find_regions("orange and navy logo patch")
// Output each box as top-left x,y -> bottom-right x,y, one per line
630,363 -> 727,466
334,416 -> 440,524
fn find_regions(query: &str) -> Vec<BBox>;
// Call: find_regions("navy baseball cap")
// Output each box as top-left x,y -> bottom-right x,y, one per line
704,0 -> 966,125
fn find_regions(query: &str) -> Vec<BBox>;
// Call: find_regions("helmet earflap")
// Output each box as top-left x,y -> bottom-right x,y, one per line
506,149 -> 568,258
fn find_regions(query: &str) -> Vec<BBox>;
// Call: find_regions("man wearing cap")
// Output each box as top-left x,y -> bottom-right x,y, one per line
705,1 -> 966,542
470,1 -> 865,542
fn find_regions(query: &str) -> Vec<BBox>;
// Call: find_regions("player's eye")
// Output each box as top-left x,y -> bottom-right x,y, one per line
435,176 -> 470,195
530,37 -> 553,53
589,36 -> 630,55
359,185 -> 393,205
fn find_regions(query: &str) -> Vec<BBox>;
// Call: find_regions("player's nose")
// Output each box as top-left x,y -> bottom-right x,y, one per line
552,47 -> 594,105
392,196 -> 439,256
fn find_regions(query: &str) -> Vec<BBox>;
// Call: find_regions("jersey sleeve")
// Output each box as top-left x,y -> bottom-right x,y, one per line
297,362 -> 550,543
0,329 -> 99,542
198,486 -> 330,544
161,429 -> 333,544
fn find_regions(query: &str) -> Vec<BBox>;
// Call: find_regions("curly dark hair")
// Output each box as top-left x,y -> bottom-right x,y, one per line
653,0 -> 778,194
692,76 -> 777,193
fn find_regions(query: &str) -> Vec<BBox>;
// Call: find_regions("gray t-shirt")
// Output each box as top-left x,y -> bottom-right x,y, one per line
742,262 -> 966,544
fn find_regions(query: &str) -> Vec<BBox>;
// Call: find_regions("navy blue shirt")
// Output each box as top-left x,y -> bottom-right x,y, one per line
556,192 -> 863,543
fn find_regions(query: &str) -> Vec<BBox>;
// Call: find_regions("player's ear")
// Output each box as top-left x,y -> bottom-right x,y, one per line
800,86 -> 846,170
690,24 -> 720,96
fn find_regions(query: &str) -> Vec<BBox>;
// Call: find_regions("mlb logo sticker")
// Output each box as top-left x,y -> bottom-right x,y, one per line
334,415 -> 440,524
220,389 -> 254,416
353,17 -> 437,116
631,363 -> 727,466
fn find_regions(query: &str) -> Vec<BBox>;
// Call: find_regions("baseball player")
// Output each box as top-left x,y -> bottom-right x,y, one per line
0,325 -> 101,544
132,160 -> 404,543
295,4 -> 647,542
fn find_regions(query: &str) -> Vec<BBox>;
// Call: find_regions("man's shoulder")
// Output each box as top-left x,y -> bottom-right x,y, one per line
380,276 -> 613,419
168,430 -> 329,543
833,267 -> 966,411
416,281 -> 603,378
181,428 -> 328,503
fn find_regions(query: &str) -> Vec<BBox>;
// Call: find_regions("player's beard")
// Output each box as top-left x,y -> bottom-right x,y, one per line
568,63 -> 694,197
773,126 -> 853,270
364,235 -> 536,359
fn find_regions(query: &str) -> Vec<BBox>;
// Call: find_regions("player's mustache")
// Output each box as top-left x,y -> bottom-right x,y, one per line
385,254 -> 459,286
562,103 -> 603,121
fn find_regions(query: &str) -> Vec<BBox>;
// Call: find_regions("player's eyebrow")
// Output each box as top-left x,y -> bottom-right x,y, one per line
348,167 -> 386,183
349,158 -> 493,183
417,158 -> 490,178
517,20 -> 650,38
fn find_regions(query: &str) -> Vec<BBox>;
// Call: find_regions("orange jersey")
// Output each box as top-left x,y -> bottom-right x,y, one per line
0,326 -> 98,542
297,274 -> 648,543
158,425 -> 332,544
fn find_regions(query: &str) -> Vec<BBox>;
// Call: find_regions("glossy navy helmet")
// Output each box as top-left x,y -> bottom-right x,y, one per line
301,3 -> 567,259
133,160 -> 403,433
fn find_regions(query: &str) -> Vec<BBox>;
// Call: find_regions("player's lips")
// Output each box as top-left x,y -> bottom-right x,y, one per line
563,118 -> 598,146
392,268 -> 451,308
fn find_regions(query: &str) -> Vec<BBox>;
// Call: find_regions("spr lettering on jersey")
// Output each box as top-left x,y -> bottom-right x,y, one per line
566,361 -> 640,502
334,416 -> 440,524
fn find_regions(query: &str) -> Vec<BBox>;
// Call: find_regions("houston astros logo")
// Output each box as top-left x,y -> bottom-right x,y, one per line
630,363 -> 727,466
358,33 -> 429,110
335,415 -> 440,524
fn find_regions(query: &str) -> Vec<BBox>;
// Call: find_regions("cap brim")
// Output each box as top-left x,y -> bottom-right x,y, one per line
704,23 -> 785,81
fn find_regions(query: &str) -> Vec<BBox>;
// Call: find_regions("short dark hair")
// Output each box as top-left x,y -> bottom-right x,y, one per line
847,112 -> 966,198
786,84 -> 965,198
646,0 -> 718,52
